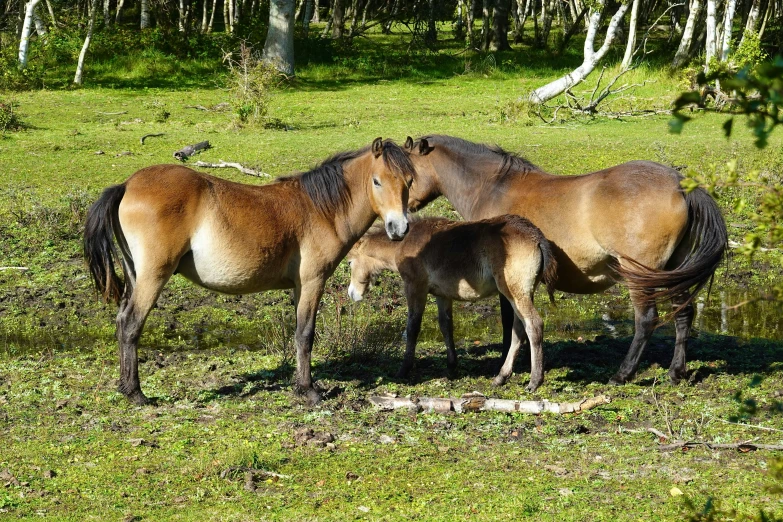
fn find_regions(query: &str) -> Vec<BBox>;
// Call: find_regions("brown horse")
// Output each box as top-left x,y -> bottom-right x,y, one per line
346,215 -> 557,391
84,138 -> 415,406
404,135 -> 727,385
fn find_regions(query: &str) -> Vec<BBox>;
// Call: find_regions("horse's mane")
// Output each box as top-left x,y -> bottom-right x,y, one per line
277,140 -> 414,216
419,134 -> 540,178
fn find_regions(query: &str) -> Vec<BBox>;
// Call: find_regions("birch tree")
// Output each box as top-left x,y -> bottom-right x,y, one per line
140,0 -> 150,28
705,0 -> 717,71
74,0 -> 100,84
262,0 -> 295,76
719,0 -> 737,61
18,0 -> 42,69
529,0 -> 629,104
739,0 -> 761,47
621,0 -> 641,70
672,0 -> 702,67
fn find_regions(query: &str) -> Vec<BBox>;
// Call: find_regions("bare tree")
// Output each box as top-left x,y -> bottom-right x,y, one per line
74,0 -> 100,84
529,0 -> 629,103
672,0 -> 702,67
705,0 -> 717,70
18,0 -> 42,69
621,0 -> 641,69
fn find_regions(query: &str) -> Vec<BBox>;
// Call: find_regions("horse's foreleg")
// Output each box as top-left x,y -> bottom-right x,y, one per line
611,290 -> 657,384
398,287 -> 427,378
116,273 -> 167,405
293,280 -> 325,406
494,294 -> 543,392
435,296 -> 457,376
669,292 -> 694,384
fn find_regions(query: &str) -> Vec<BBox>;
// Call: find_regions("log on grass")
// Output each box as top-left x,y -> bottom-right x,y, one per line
174,141 -> 211,161
369,392 -> 611,414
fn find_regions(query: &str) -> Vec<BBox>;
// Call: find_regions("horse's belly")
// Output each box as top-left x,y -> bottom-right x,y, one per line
430,277 -> 496,301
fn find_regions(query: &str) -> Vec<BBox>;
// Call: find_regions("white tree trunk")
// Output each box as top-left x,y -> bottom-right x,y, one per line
178,0 -> 186,31
739,0 -> 761,47
705,0 -> 717,71
672,0 -> 702,67
18,0 -> 42,69
140,0 -> 150,28
44,0 -> 56,26
115,0 -> 125,24
33,7 -> 47,36
529,0 -> 628,103
103,0 -> 111,25
620,0 -> 640,69
263,0 -> 295,76
207,0 -> 217,32
227,0 -> 234,32
74,0 -> 100,84
719,0 -> 737,60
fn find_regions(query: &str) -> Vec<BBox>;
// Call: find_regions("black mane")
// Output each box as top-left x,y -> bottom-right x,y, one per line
419,134 -> 539,177
277,140 -> 415,217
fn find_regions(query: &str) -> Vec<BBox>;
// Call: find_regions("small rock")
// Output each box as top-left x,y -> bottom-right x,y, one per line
43,470 -> 55,479
558,488 -> 573,497
345,471 -> 359,481
358,506 -> 370,513
95,151 -> 105,155
379,435 -> 395,444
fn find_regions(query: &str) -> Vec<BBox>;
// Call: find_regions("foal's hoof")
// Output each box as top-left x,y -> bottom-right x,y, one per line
123,389 -> 150,406
525,381 -> 542,393
492,375 -> 508,387
608,374 -> 628,386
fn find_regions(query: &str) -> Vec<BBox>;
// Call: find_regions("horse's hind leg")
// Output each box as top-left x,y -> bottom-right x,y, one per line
494,291 -> 544,392
435,296 -> 457,376
611,289 -> 657,385
116,271 -> 171,404
669,292 -> 694,384
499,295 -> 514,359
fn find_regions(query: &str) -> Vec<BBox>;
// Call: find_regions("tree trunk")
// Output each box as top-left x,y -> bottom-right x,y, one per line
331,0 -> 344,37
426,0 -> 436,42
758,0 -> 772,39
263,0 -> 295,75
226,0 -> 233,32
302,0 -> 314,35
18,0 -> 42,69
140,0 -> 150,28
466,0 -> 475,45
44,0 -> 57,26
103,0 -> 110,25
33,7 -> 46,35
739,0 -> 761,46
705,0 -> 716,71
529,0 -> 629,103
481,0 -> 490,50
115,0 -> 125,24
620,0 -> 640,69
74,0 -> 99,84
207,0 -> 217,31
489,0 -> 510,50
719,0 -> 737,60
672,0 -> 702,67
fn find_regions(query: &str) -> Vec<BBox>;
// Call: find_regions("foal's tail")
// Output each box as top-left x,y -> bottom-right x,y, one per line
615,187 -> 728,306
537,235 -> 558,304
84,184 -> 134,305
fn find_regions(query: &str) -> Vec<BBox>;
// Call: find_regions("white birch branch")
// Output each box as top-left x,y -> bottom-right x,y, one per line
193,160 -> 270,177
18,0 -> 43,69
369,392 -> 611,414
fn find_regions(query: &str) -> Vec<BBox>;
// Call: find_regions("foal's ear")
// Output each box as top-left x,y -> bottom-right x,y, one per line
404,136 -> 414,150
418,138 -> 434,156
372,137 -> 383,158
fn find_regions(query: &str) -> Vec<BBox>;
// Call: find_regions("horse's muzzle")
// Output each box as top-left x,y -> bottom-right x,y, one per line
347,283 -> 364,302
385,214 -> 409,241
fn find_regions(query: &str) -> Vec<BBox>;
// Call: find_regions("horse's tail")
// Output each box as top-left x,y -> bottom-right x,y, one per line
537,234 -> 558,304
615,187 -> 728,306
84,184 -> 133,305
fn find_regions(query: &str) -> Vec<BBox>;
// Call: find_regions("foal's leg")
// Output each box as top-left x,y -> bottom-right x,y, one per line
293,279 -> 326,406
494,292 -> 544,392
116,270 -> 171,404
499,294 -> 514,359
398,285 -> 428,378
435,296 -> 457,376
610,289 -> 658,384
669,292 -> 694,384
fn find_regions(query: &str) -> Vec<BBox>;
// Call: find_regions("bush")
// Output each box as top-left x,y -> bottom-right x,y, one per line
0,99 -> 23,135
224,42 -> 280,125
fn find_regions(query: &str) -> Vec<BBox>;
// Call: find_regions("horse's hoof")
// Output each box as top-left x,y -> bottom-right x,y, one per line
125,390 -> 150,406
608,375 -> 627,386
306,388 -> 322,407
525,381 -> 542,393
492,375 -> 507,387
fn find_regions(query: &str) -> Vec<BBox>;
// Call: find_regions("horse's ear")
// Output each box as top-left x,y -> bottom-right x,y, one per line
418,138 -> 434,156
404,136 -> 414,150
372,137 -> 383,158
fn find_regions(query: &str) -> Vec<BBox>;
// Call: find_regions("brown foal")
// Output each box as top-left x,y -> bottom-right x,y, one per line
347,216 -> 557,391
84,138 -> 415,405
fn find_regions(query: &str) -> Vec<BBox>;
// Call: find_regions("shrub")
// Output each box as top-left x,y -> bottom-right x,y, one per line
0,99 -> 23,135
224,42 -> 280,125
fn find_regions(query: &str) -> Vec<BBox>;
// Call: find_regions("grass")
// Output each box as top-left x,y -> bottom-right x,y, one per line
1,25 -> 783,521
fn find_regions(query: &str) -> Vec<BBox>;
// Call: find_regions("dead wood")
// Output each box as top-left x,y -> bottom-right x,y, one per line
658,441 -> 783,452
220,466 -> 291,480
369,392 -> 610,414
174,141 -> 211,161
193,160 -> 270,178
0,266 -> 29,271
140,133 -> 165,145
95,111 -> 128,115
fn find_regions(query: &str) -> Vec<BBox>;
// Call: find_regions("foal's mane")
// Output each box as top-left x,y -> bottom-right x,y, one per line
419,134 -> 540,178
277,140 -> 415,216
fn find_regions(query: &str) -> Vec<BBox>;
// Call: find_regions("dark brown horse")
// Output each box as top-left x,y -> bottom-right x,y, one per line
346,215 -> 557,391
404,135 -> 727,385
84,138 -> 415,405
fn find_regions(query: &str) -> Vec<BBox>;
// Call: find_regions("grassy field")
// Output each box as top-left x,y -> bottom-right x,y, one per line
2,28 -> 783,521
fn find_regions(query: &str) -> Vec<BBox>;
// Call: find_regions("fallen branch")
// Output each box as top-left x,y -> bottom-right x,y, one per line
193,160 -> 270,178
174,141 -> 211,161
140,133 -> 165,145
729,239 -> 779,252
96,111 -> 128,115
220,466 -> 290,480
183,105 -> 210,111
658,441 -> 783,452
712,417 -> 783,433
0,266 -> 29,271
369,392 -> 610,414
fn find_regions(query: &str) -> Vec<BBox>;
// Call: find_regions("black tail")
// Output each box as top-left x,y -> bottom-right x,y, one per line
615,187 -> 728,305
83,184 -> 130,305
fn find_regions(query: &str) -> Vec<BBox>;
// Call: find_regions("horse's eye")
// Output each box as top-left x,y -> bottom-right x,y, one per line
373,177 -> 381,187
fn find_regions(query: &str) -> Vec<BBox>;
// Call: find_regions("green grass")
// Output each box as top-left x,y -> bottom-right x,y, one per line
1,28 -> 783,521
